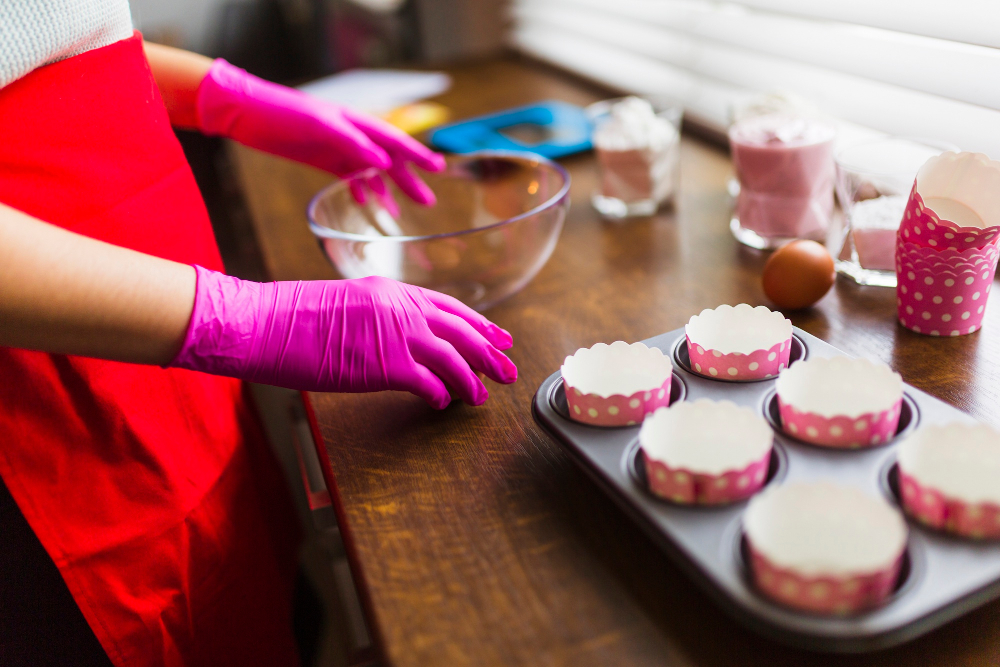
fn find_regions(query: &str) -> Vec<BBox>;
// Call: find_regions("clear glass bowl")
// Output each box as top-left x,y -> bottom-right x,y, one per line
308,151 -> 570,311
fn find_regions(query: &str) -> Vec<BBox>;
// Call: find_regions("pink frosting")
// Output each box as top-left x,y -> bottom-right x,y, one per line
895,240 -> 998,336
747,540 -> 903,615
777,396 -> 902,448
563,376 -> 673,427
898,470 -> 1000,540
643,450 -> 770,505
685,335 -> 791,381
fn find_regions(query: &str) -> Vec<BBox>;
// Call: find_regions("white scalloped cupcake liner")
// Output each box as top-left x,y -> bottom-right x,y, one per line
639,400 -> 772,504
685,304 -> 793,380
775,358 -> 903,447
897,424 -> 1000,539
744,481 -> 908,614
561,341 -> 674,426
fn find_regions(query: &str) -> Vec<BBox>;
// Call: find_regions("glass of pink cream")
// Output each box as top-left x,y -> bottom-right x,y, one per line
728,115 -> 836,249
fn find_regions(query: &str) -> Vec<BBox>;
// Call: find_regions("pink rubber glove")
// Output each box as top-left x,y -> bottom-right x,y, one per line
195,59 -> 446,206
170,267 -> 517,409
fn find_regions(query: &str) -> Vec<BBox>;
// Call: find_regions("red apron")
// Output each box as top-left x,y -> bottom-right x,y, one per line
0,34 -> 300,666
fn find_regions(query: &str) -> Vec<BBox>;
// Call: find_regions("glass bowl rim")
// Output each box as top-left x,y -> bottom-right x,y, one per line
306,149 -> 571,243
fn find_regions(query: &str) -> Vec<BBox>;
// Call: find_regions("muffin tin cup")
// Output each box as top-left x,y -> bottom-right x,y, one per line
564,376 -> 673,427
777,396 -> 903,449
686,335 -> 791,380
898,470 -> 1000,540
895,240 -> 997,336
643,450 -> 770,505
747,542 -> 904,615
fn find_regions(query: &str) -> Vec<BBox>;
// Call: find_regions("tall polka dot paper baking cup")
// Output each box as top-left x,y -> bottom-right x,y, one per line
744,482 -> 908,615
899,471 -> 1000,540
639,400 -> 773,505
895,240 -> 998,336
747,543 -> 903,615
685,304 -> 792,381
561,341 -> 675,427
897,152 -> 1000,252
777,398 -> 902,449
774,357 -> 904,448
896,423 -> 1000,540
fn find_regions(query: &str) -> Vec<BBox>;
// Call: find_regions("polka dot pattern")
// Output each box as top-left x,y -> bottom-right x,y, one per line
642,450 -> 771,505
686,334 -> 790,381
563,375 -> 674,427
898,183 -> 1000,253
899,470 -> 1000,540
747,541 -> 903,614
776,395 -> 902,449
896,239 -> 998,336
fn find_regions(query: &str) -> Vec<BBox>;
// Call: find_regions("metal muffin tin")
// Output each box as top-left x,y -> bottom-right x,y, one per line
531,326 -> 1000,653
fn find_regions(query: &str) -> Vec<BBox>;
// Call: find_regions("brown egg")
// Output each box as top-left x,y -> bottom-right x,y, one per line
762,240 -> 835,310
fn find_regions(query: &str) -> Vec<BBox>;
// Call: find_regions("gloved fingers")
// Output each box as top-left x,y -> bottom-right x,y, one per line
349,177 -> 368,205
321,111 -> 392,171
366,173 -> 401,218
419,288 -> 514,350
386,163 -> 436,207
410,337 -> 489,406
428,311 -> 517,385
396,363 -> 452,410
343,109 -> 446,173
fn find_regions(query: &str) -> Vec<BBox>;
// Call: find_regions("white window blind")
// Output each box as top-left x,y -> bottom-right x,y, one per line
509,0 -> 1000,157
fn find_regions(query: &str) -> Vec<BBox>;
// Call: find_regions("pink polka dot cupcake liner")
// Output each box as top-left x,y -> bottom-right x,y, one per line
774,357 -> 904,449
743,482 -> 908,615
685,305 -> 793,381
564,379 -> 674,427
895,240 -> 997,336
898,185 -> 1000,252
643,453 -> 770,505
639,399 -> 773,505
747,542 -> 903,615
561,341 -> 675,427
777,398 -> 902,448
898,471 -> 1000,540
686,335 -> 790,381
896,152 -> 1000,252
896,423 -> 1000,540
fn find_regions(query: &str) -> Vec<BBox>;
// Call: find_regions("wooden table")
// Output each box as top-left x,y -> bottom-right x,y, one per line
230,58 -> 1000,666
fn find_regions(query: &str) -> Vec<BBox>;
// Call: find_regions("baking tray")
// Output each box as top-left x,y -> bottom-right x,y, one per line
531,326 -> 1000,653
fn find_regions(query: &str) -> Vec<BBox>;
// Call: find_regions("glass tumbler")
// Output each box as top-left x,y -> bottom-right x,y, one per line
728,115 -> 837,250
587,96 -> 683,219
832,137 -> 957,287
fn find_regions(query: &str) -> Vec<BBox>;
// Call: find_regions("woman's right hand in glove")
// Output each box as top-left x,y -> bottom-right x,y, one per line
169,267 -> 517,409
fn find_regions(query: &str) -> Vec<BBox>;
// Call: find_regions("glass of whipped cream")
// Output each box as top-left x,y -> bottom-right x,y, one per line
832,137 -> 957,287
587,96 -> 682,219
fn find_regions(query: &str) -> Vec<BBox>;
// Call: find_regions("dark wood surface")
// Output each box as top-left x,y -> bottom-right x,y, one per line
229,58 -> 1000,666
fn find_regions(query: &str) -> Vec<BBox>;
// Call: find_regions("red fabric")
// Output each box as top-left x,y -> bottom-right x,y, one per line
0,34 -> 300,666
